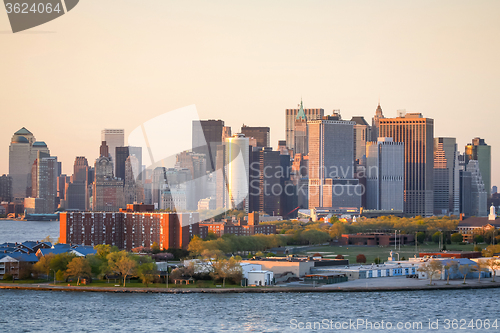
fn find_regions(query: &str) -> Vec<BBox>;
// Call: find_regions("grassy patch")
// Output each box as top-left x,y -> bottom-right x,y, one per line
296,243 -> 476,264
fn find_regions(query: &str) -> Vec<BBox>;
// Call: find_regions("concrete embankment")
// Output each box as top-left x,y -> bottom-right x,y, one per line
1,280 -> 500,294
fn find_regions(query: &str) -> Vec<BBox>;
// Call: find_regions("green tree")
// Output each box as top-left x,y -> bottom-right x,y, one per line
50,253 -> 76,273
328,223 -> 346,240
474,235 -> 484,243
205,232 -> 218,241
65,257 -> 92,285
138,262 -> 157,287
432,231 -> 442,244
416,232 -> 426,244
107,251 -> 138,287
151,242 -> 160,254
210,257 -> 242,287
34,253 -> 55,279
451,233 -> 463,243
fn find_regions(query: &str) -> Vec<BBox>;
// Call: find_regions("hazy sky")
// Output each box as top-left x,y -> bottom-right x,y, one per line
1,1 -> 499,185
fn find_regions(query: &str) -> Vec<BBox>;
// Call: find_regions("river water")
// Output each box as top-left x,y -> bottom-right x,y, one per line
1,220 -> 498,332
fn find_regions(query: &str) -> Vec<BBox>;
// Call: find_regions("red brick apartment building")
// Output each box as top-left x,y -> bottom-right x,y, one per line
59,204 -> 201,250
199,212 -> 277,237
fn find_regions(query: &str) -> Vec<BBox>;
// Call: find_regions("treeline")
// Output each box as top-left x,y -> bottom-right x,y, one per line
262,215 -> 462,242
31,245 -> 157,286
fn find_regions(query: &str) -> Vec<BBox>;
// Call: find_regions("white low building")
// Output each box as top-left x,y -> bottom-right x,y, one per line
247,270 -> 274,286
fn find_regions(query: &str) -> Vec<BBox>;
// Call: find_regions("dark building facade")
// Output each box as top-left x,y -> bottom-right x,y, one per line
0,175 -> 13,202
192,119 -> 224,172
249,147 -> 281,216
241,125 -> 270,148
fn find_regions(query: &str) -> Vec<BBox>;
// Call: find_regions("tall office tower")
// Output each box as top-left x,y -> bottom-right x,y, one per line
92,155 -> 124,212
215,144 -> 228,209
73,157 -> 89,182
115,146 -> 143,182
225,134 -> 250,212
25,151 -> 58,214
365,138 -> 404,211
176,151 -> 207,206
465,137 -> 491,198
433,138 -> 460,215
192,119 -> 224,172
0,175 -> 13,202
294,104 -> 308,156
57,175 -> 70,206
248,147 -> 281,215
124,155 -> 145,205
151,167 -> 166,209
241,125 -> 270,148
308,116 -> 361,210
466,160 -> 487,217
29,141 -> 49,168
64,157 -> 89,211
379,113 -> 434,217
285,100 -> 324,149
101,129 -> 124,173
222,126 -> 232,142
459,169 -> 472,217
371,103 -> 385,141
9,128 -> 34,199
351,116 -> 371,165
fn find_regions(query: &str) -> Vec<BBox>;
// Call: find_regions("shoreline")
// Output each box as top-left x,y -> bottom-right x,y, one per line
2,280 -> 500,294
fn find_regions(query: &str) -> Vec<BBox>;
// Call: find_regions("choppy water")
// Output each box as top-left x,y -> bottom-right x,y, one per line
0,220 -> 59,243
0,289 -> 498,332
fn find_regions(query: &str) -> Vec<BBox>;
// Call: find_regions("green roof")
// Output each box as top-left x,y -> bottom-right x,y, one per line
296,99 -> 306,120
14,127 -> 32,135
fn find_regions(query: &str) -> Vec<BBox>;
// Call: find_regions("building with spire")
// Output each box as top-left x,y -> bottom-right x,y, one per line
371,103 -> 385,141
293,100 -> 309,156
285,100 -> 323,150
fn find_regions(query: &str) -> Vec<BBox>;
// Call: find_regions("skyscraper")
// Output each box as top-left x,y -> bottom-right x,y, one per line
379,113 -> 434,216
240,125 -> 270,148
465,138 -> 491,198
294,101 -> 308,156
371,103 -> 385,141
351,116 -> 371,165
115,146 -> 143,182
101,129 -> 124,173
466,160 -> 487,217
225,134 -> 250,212
365,138 -> 404,212
433,138 -> 460,215
25,151 -> 58,214
285,101 -> 324,149
9,128 -> 34,199
249,147 -> 281,215
192,119 -> 224,172
308,116 -> 361,211
0,175 -> 13,202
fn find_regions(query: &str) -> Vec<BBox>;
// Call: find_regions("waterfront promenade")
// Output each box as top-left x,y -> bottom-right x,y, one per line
1,277 -> 500,294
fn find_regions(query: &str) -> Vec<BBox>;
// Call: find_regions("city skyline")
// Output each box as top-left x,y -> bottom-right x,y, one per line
1,1 -> 499,186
